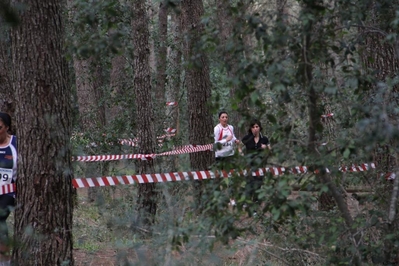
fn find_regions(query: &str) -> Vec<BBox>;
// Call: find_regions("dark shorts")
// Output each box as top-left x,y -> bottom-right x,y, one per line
245,176 -> 264,202
0,195 -> 15,222
215,155 -> 234,170
0,194 -> 15,242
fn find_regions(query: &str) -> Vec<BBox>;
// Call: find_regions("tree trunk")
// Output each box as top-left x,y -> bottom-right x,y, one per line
132,0 -> 158,228
360,6 -> 399,176
108,54 -> 127,123
215,0 -> 247,139
359,2 -> 399,263
11,0 -> 74,264
0,20 -> 15,120
164,9 -> 182,173
181,0 -> 213,167
155,1 -> 168,106
181,0 -> 214,202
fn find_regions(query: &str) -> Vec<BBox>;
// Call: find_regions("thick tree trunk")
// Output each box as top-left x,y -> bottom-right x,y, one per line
181,0 -> 214,204
168,10 -> 181,136
359,3 -> 399,263
11,0 -> 74,264
108,54 -> 127,123
181,0 -> 213,168
215,0 -> 247,138
155,1 -> 168,106
132,0 -> 158,227
360,15 -> 399,176
163,9 -> 182,173
0,23 -> 14,119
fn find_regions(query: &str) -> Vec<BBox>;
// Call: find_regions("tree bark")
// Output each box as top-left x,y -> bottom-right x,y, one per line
0,17 -> 15,121
180,0 -> 214,204
168,10 -> 181,136
163,8 -> 182,173
181,0 -> 213,168
11,0 -> 74,264
132,0 -> 158,227
108,54 -> 127,123
359,2 -> 399,263
155,1 -> 168,106
215,0 -> 247,139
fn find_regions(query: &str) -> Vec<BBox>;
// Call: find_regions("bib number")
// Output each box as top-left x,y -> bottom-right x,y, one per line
0,168 -> 12,187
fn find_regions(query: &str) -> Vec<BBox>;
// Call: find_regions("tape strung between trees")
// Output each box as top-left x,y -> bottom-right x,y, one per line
2,162 -> 393,196
59,110 -> 392,194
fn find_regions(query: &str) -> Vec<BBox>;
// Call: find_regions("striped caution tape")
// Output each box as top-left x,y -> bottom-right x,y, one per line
321,113 -> 334,118
339,163 -> 376,172
0,163 -> 391,195
72,170 -> 224,188
73,153 -> 157,162
158,144 -> 213,156
164,127 -> 177,134
157,133 -> 176,143
71,163 -> 379,188
72,143 -> 213,162
118,128 -> 177,147
383,172 -> 396,180
118,138 -> 138,147
72,167 -> 291,188
290,166 -> 308,174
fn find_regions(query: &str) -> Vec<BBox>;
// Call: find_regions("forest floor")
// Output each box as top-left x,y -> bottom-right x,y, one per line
71,186 -> 364,266
74,248 -> 120,266
71,187 -> 279,266
3,185 -> 368,266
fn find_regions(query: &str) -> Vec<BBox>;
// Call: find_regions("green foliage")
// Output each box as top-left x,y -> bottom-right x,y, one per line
67,0 -> 399,264
195,0 -> 399,264
0,0 -> 20,27
67,0 -> 128,59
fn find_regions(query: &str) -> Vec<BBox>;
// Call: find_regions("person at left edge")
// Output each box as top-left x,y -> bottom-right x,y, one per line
0,112 -> 17,266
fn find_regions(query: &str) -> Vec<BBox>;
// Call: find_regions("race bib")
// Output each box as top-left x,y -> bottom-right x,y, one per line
0,168 -> 13,187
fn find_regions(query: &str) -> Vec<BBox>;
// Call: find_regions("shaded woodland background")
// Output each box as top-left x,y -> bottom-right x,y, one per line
1,0 -> 399,265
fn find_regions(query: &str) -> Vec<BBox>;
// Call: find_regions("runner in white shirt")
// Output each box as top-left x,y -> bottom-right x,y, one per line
213,111 -> 240,206
214,111 -> 240,159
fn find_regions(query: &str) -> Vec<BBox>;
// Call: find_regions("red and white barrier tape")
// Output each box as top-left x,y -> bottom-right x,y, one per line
384,172 -> 396,180
119,138 -> 138,147
158,144 -> 213,156
73,154 -> 157,162
166,102 -> 178,106
72,144 -> 213,162
71,163 -> 380,188
164,127 -> 177,134
321,113 -> 334,118
157,133 -> 176,141
0,163 -> 392,195
72,170 -> 223,188
71,167 -> 295,189
339,163 -> 376,172
119,128 -> 177,147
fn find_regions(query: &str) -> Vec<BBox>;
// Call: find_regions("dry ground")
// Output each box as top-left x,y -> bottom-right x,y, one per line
72,188 -> 365,266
